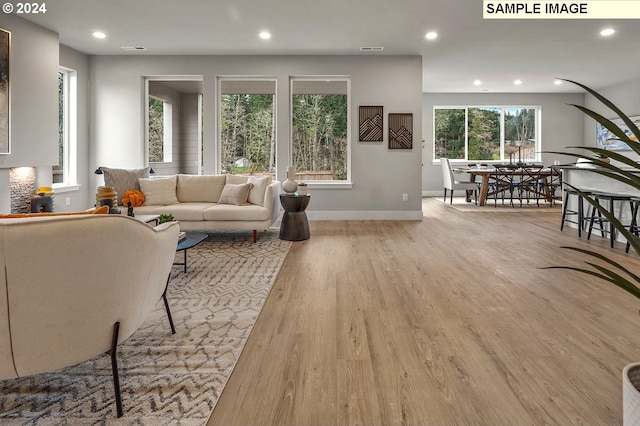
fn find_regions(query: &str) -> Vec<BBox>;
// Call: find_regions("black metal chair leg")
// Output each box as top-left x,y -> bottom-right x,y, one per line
110,321 -> 123,418
163,274 -> 176,334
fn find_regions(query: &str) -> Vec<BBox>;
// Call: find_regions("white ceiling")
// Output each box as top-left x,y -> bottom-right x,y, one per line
21,0 -> 640,93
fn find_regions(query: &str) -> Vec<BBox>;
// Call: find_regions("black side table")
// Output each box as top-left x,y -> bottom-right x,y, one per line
279,193 -> 311,241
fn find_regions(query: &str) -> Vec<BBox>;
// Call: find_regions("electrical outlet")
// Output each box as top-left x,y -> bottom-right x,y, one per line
65,197 -> 71,206
402,194 -> 408,202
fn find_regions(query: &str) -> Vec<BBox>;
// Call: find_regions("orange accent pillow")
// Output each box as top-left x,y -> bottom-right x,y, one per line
0,205 -> 109,218
122,190 -> 145,207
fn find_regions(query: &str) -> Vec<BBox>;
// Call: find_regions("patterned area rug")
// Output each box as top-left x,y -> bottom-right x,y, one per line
0,230 -> 291,425
430,196 -> 562,212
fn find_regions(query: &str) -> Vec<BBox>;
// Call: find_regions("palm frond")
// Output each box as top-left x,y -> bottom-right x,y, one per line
543,80 -> 640,305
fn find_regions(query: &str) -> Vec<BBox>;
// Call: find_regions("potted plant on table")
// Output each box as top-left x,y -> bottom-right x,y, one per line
158,213 -> 175,224
546,79 -> 640,425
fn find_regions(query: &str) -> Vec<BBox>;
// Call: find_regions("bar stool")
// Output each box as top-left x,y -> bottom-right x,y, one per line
625,197 -> 640,253
587,191 -> 634,248
560,188 -> 592,237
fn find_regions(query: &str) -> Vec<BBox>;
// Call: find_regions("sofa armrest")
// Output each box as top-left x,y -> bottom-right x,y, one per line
265,180 -> 282,224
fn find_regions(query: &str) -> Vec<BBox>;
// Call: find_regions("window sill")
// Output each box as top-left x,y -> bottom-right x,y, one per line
304,181 -> 353,189
52,183 -> 81,193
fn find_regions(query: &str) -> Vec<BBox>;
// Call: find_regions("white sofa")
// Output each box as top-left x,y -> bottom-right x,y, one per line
0,214 -> 180,416
119,173 -> 281,243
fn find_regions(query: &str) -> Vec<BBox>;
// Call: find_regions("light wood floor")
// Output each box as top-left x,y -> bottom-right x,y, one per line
208,197 -> 640,425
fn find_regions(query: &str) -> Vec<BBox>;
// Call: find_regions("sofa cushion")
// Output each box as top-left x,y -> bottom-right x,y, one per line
225,175 -> 249,185
100,167 -> 151,205
177,174 -> 226,203
218,183 -> 253,206
151,203 -> 214,221
226,175 -> 273,206
139,176 -> 179,206
204,204 -> 271,221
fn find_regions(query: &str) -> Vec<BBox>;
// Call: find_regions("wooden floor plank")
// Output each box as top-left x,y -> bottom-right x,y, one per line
208,198 -> 640,425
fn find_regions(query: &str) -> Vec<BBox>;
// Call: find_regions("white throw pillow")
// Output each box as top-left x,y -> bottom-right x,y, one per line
139,176 -> 179,206
247,176 -> 272,206
100,166 -> 151,205
218,183 -> 253,206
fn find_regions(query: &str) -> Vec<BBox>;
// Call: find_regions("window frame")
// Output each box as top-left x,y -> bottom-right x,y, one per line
432,105 -> 542,164
289,76 -> 352,188
53,66 -> 79,191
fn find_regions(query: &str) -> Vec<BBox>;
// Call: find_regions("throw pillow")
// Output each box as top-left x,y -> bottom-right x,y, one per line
218,183 -> 253,206
177,174 -> 226,203
0,205 -> 109,218
100,167 -> 151,205
139,176 -> 179,206
122,190 -> 145,207
247,176 -> 272,206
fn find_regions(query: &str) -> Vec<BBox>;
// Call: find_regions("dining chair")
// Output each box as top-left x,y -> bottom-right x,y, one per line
493,165 -> 522,207
440,158 -> 479,205
521,165 -> 545,206
545,167 -> 562,207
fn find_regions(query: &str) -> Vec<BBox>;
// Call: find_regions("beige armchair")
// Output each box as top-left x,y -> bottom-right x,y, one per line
0,214 -> 180,417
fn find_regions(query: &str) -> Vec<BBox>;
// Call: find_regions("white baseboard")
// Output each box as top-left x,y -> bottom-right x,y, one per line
422,190 -> 443,197
307,210 -> 423,220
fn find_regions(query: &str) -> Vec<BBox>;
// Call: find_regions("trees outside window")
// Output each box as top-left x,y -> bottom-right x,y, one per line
148,96 -> 172,163
434,106 -> 539,162
291,78 -> 349,181
54,67 -> 77,187
219,79 -> 275,175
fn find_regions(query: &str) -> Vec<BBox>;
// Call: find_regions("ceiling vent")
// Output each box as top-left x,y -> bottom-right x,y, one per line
121,46 -> 148,51
360,47 -> 384,52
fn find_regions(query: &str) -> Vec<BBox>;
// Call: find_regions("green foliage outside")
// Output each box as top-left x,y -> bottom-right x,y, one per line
220,94 -> 275,174
468,107 -> 500,161
435,107 -> 537,162
148,97 -> 164,163
291,94 -> 348,180
434,109 -> 465,159
54,72 -> 64,183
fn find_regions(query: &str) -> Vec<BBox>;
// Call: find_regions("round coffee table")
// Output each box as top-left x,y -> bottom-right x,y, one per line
279,193 -> 310,241
175,232 -> 208,272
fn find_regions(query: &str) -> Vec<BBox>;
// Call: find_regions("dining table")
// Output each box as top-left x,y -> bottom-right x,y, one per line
460,166 -> 557,206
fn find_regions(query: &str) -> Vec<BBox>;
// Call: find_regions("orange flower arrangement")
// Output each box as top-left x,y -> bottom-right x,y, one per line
122,190 -> 145,207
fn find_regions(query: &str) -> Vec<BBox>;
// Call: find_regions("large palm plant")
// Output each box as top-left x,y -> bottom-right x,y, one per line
546,79 -> 640,300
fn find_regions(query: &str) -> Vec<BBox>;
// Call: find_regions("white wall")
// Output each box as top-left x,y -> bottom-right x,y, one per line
89,55 -> 423,219
181,93 -> 201,175
58,44 -> 90,212
583,77 -> 640,163
0,15 -> 58,212
422,92 -> 585,195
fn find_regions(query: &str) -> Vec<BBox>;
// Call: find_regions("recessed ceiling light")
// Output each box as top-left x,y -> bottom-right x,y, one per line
259,31 -> 271,40
425,32 -> 438,40
554,79 -> 562,85
92,31 -> 106,39
600,28 -> 615,36
473,80 -> 482,86
514,79 -> 522,85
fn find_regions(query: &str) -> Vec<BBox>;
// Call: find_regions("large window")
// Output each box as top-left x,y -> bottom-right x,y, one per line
219,78 -> 276,175
434,106 -> 540,162
148,96 -> 172,163
54,67 -> 77,187
291,78 -> 350,182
